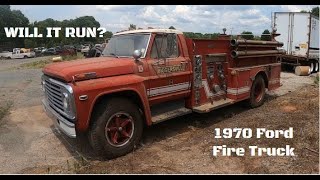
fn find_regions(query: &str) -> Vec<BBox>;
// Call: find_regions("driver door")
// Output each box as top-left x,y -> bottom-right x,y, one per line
147,33 -> 191,105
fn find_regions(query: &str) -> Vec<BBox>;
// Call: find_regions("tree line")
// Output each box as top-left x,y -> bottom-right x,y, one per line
1,5 -> 318,51
0,5 -> 113,50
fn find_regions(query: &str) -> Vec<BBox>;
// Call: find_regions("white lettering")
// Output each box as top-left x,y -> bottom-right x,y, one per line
65,27 -> 75,37
4,27 -> 19,37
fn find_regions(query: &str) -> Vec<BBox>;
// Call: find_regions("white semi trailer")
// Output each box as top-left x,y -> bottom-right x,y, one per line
273,12 -> 319,74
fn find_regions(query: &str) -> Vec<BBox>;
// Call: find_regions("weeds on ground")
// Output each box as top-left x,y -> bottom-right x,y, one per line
19,53 -> 85,69
62,53 -> 84,61
0,101 -> 13,122
20,59 -> 51,69
314,74 -> 319,85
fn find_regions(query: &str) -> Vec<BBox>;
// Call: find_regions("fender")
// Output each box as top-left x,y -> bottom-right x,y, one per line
71,74 -> 151,132
248,63 -> 281,90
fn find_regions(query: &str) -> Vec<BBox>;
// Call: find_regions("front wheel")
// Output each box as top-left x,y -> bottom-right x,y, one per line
88,98 -> 143,159
247,75 -> 266,108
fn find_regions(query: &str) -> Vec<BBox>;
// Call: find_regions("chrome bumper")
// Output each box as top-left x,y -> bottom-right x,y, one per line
42,99 -> 76,138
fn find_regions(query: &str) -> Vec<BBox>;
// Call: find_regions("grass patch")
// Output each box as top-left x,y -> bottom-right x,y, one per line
62,53 -> 84,61
20,59 -> 52,69
314,74 -> 319,85
0,101 -> 13,122
19,53 -> 85,69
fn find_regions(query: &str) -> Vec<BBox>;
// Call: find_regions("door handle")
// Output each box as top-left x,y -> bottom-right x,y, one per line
180,61 -> 188,64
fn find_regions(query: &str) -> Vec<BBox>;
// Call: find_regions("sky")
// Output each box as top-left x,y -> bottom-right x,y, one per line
11,5 -> 319,35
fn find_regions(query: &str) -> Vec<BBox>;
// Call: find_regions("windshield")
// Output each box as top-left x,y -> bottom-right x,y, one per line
102,33 -> 150,58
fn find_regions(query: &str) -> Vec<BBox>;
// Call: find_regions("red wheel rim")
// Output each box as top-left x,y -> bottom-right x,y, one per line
254,80 -> 263,102
105,112 -> 134,147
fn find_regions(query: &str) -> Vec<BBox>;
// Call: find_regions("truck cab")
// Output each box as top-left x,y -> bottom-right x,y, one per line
5,48 -> 36,59
42,29 -> 281,158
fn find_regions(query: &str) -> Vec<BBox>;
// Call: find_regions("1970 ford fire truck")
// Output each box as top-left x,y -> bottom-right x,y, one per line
42,28 -> 283,158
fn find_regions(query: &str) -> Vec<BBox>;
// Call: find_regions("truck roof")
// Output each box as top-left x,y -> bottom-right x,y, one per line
114,29 -> 183,36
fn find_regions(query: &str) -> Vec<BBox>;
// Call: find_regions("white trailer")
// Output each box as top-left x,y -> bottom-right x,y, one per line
273,12 -> 319,74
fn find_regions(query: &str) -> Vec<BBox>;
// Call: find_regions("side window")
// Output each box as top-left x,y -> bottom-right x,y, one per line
151,33 -> 179,59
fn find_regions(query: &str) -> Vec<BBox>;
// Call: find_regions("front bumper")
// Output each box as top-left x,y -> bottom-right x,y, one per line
42,99 -> 76,138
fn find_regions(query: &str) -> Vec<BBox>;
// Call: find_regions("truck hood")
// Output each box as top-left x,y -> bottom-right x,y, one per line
43,57 -> 135,82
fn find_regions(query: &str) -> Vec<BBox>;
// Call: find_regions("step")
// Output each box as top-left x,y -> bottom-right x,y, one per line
151,100 -> 192,124
192,98 -> 235,113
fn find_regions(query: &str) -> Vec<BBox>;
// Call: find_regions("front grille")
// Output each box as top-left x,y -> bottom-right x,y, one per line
42,76 -> 75,121
44,79 -> 64,112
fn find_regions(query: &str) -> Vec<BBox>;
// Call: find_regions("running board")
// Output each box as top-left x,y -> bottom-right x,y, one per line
192,98 -> 235,113
151,100 -> 192,124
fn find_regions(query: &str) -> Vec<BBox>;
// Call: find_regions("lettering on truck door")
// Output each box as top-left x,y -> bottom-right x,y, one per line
147,33 -> 191,105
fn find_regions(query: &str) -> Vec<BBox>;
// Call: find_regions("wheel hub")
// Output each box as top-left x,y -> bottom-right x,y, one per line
105,112 -> 134,147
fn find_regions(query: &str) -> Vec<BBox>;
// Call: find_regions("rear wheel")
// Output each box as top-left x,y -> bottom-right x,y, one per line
309,62 -> 314,74
89,97 -> 143,159
247,75 -> 266,108
313,61 -> 319,73
23,55 -> 28,59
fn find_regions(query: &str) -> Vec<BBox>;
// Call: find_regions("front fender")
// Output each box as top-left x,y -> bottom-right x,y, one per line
71,74 -> 151,132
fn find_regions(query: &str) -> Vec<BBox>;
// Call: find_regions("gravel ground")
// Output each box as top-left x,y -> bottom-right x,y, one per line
0,57 -> 318,174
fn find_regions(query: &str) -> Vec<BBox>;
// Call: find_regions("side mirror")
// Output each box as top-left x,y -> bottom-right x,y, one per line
133,49 -> 142,61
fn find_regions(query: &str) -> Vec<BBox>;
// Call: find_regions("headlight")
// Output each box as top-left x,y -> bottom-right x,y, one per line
62,92 -> 69,110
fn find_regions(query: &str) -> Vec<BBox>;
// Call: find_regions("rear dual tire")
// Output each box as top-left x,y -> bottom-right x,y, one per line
312,62 -> 319,73
247,75 -> 266,108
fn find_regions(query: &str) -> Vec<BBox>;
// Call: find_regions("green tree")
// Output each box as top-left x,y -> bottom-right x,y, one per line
169,26 -> 175,29
129,24 -> 136,30
24,39 -> 37,48
0,5 -> 30,48
300,7 -> 319,17
103,31 -> 113,39
101,31 -> 113,42
241,31 -> 254,40
261,29 -> 271,41
311,7 -> 319,17
33,16 -> 101,47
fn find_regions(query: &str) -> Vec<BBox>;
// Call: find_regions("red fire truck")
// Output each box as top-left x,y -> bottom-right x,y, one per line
42,29 -> 282,158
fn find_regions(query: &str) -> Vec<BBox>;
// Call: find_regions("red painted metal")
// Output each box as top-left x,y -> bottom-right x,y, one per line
105,113 -> 133,146
42,31 -> 282,134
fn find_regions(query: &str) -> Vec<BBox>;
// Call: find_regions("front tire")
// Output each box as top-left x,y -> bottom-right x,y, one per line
247,75 -> 266,108
89,97 -> 143,159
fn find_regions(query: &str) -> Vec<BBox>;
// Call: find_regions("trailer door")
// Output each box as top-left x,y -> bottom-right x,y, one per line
274,13 -> 291,54
291,13 -> 310,56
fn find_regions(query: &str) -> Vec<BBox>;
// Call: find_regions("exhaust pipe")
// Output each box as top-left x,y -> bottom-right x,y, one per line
230,39 -> 284,47
231,50 -> 285,58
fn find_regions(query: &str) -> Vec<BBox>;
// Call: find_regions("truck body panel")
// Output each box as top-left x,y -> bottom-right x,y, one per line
41,29 -> 282,147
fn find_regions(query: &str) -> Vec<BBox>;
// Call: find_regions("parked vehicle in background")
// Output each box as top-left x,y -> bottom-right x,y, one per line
81,44 -> 91,56
34,47 -> 46,56
86,43 -> 107,58
0,51 -> 11,59
1,48 -> 36,59
273,12 -> 319,75
42,48 -> 58,56
60,45 -> 77,56
75,45 -> 84,52
42,28 -> 282,159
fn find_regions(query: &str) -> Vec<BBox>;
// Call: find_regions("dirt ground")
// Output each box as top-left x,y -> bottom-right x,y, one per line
0,57 -> 318,174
